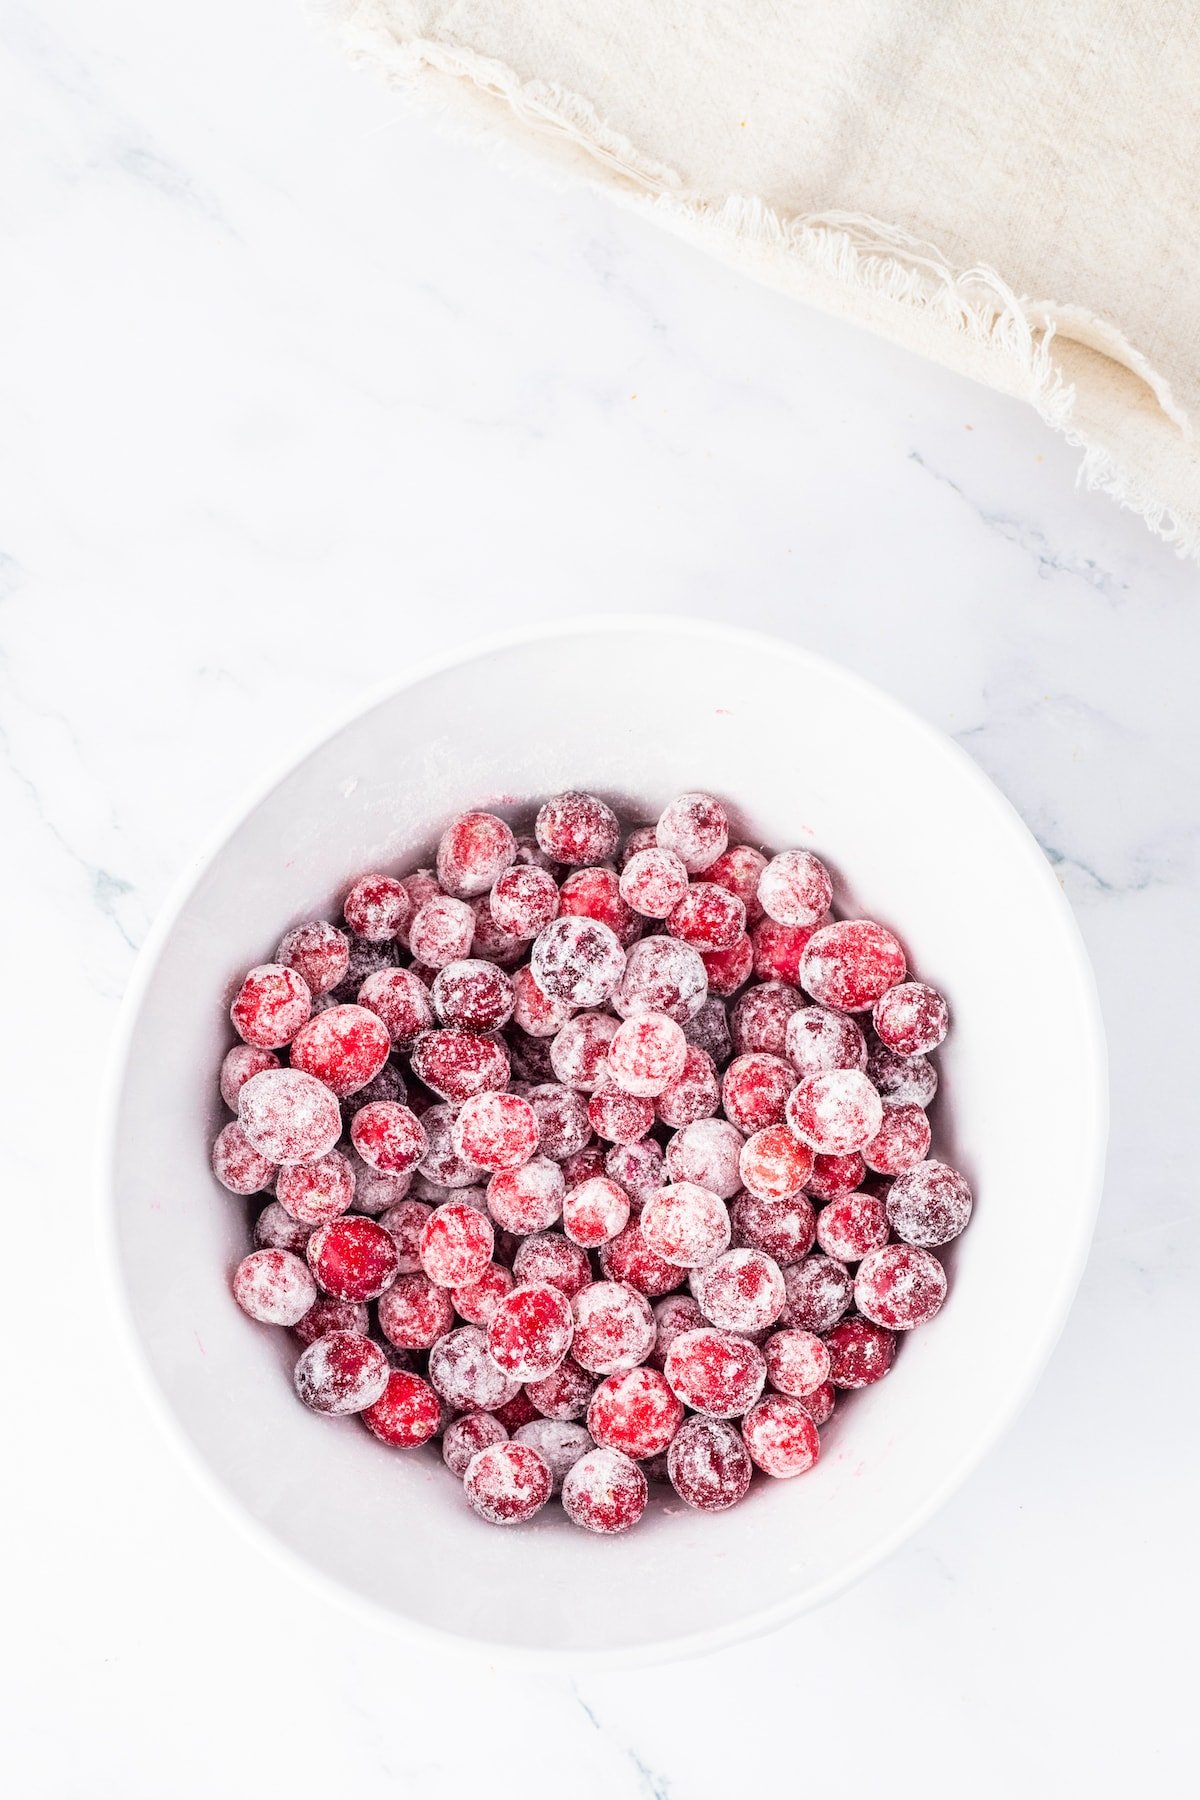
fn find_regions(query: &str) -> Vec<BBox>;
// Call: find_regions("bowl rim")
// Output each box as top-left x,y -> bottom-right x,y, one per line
97,613 -> 1108,1669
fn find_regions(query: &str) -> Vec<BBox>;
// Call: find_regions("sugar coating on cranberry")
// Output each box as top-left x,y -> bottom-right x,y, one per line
487,1281 -> 575,1380
561,1145 -> 608,1188
615,935 -> 707,1023
513,1419 -> 593,1492
238,1068 -> 341,1165
742,1394 -> 821,1478
292,1294 -> 369,1344
362,1369 -> 442,1448
868,1041 -> 939,1107
763,1327 -> 831,1398
863,1100 -> 932,1175
692,1248 -> 786,1333
294,1331 -> 388,1415
411,1028 -> 510,1105
562,1175 -> 631,1248
451,1091 -> 537,1174
886,1160 -> 973,1247
350,1100 -> 427,1174
232,1248 -> 317,1326
800,919 -> 907,1012
825,1315 -> 897,1388
607,1012 -> 688,1098
344,875 -> 410,943
356,967 -> 434,1049
722,1052 -> 797,1134
619,846 -> 689,919
599,1218 -> 683,1297
738,1124 -> 813,1202
255,1200 -> 312,1253
469,897 -> 525,967
752,918 -> 822,985
442,1411 -> 508,1478
786,1068 -> 883,1155
548,1010 -> 617,1091
816,1191 -> 890,1263
420,1200 -> 495,1287
731,1190 -> 816,1267
491,1388 -> 541,1432
230,963 -> 311,1050
559,866 -> 640,946
855,1243 -> 947,1330
667,1415 -> 752,1511
452,1260 -> 516,1325
656,1045 -> 721,1127
700,935 -> 754,998
873,981 -> 949,1056
531,915 -> 626,1008
434,811 -> 516,899
664,1117 -> 745,1199
308,1215 -> 399,1302
526,1354 -> 597,1419
431,960 -> 514,1034
668,882 -> 746,953
806,1150 -> 867,1201
510,965 -> 575,1039
588,1366 -> 684,1459
535,791 -> 621,867
377,1272 -> 456,1348
605,1138 -> 665,1205
428,1325 -> 520,1410
290,1004 -> 390,1098
212,1121 -> 276,1195
219,1044 -> 281,1111
664,1328 -> 767,1418
640,1181 -> 731,1270
707,844 -> 768,927
781,1255 -> 854,1333
491,865 -> 560,939
463,1441 -> 553,1524
513,1231 -> 592,1298
730,981 -> 804,1056
484,1157 -> 564,1235
587,1083 -> 655,1145
379,1198 -> 433,1272
786,1005 -> 868,1078
656,792 -> 728,874
408,893 -> 475,968
561,1446 -> 647,1534
757,849 -> 833,929
418,1103 -> 483,1189
682,997 -> 733,1066
275,919 -> 350,998
646,1294 -> 706,1369
571,1281 -> 656,1374
276,1149 -> 355,1225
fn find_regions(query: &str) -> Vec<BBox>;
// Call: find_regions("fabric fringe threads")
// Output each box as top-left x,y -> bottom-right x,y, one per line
326,2 -> 1199,561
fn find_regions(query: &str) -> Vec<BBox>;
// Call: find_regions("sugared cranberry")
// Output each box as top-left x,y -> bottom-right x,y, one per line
308,1215 -> 398,1302
526,1355 -> 597,1420
619,846 -> 689,919
559,866 -> 640,946
867,1041 -> 938,1107
526,1084 -> 591,1160
436,811 -> 516,898
348,1060 -> 408,1113
219,1044 -> 280,1111
490,865 -> 560,939
800,920 -> 907,1012
362,1369 -> 442,1447
275,919 -> 350,997
408,893 -> 475,968
561,1446 -> 647,1534
378,1198 -> 433,1271
796,1381 -> 836,1426
599,1218 -> 683,1297
292,1294 -> 369,1345
531,915 -> 626,1008
232,1248 -> 316,1326
692,1248 -> 786,1333
757,850 -> 833,928
605,1138 -> 665,1205
731,1189 -> 817,1265
886,1160 -> 973,1247
513,1232 -> 592,1298
238,1068 -> 341,1165
549,1010 -> 617,1091
431,960 -> 514,1033
491,1388 -> 542,1433
707,845 -> 768,927
742,1394 -> 820,1478
763,1328 -> 831,1398
453,1091 -> 539,1173
682,997 -> 733,1067
664,1116 -> 744,1198
487,1282 -> 575,1380
647,1294 -> 706,1368
785,1005 -> 868,1077
276,1150 -> 355,1225
663,1328 -> 766,1418
587,1084 -> 655,1145
786,1069 -> 883,1155
343,875 -> 410,943
463,1441 -> 553,1524
751,918 -> 821,984
805,1150 -> 867,1200
452,1260 -> 516,1325
290,1004 -> 390,1097
729,980 -> 804,1055
614,935 -> 707,1023
230,963 -> 311,1049
294,1331 -> 388,1414
667,1416 -> 752,1511
469,898 -> 525,967
824,1315 -> 897,1388
212,1121 -> 276,1195
873,981 -> 949,1055
561,1145 -> 608,1189
668,883 -> 745,952
429,1326 -> 520,1410
513,1419 -> 593,1492
607,1013 -> 687,1098
562,1175 -> 630,1248
701,936 -> 754,998
571,1281 -> 655,1374
656,1045 -> 721,1128
410,1028 -> 510,1104
656,792 -> 728,874
442,1411 -> 508,1477
618,825 -> 658,867
722,1052 -> 796,1133
486,1157 -> 564,1233
254,1200 -> 312,1253
855,1244 -> 947,1329
417,1103 -> 483,1188
780,1255 -> 854,1333
738,1124 -> 813,1201
641,1181 -> 731,1268
815,1191 -> 890,1262
357,967 -> 435,1049
420,1200 -> 494,1287
331,934 -> 397,1003
350,1100 -> 427,1174
535,791 -> 620,866
378,1272 -> 456,1348
510,965 -> 575,1039
863,1101 -> 932,1175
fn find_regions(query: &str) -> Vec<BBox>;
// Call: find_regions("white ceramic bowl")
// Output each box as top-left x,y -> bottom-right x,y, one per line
103,618 -> 1106,1665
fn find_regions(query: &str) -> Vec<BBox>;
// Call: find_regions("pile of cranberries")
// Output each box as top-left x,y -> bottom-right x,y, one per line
215,791 -> 970,1533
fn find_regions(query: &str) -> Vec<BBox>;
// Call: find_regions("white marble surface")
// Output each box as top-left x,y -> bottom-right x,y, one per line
2,1 -> 1197,1793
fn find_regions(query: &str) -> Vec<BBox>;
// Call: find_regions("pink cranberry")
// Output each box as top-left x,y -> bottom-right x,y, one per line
487,1281 -> 575,1380
614,935 -> 707,1023
430,960 -> 514,1033
785,1005 -> 867,1077
692,1248 -> 786,1333
238,1068 -> 341,1165
276,1150 -> 355,1225
350,1101 -> 427,1174
408,893 -> 475,968
453,1260 -> 516,1325
410,1028 -> 510,1104
738,1124 -> 813,1201
378,1198 -> 433,1272
535,791 -> 620,866
800,920 -> 907,1012
815,1191 -> 890,1262
531,915 -> 626,1008
343,875 -> 410,942
757,850 -> 833,928
526,1355 -> 597,1420
641,1182 -> 731,1268
607,1013 -> 687,1097
490,865 -> 560,939
599,1219 -> 684,1297
290,1004 -> 390,1097
805,1150 -> 867,1200
722,1052 -> 796,1133
453,1091 -> 538,1173
292,1294 -> 369,1344
668,883 -> 745,952
255,1201 -> 312,1254
549,1010 -> 618,1091
786,1069 -> 883,1155
559,866 -> 640,946
513,1232 -> 592,1298
562,1175 -> 630,1248
230,963 -> 311,1049
511,965 -> 575,1038
232,1248 -> 316,1326
219,1044 -> 280,1111
420,1200 -> 494,1287
763,1328 -> 831,1398
463,1441 -> 553,1524
561,1447 -> 647,1534
729,980 -> 804,1055
435,811 -> 516,898
294,1331 -> 388,1414
619,846 -> 689,919
308,1215 -> 398,1302
855,1244 -> 947,1329
867,1041 -> 938,1107
742,1394 -> 820,1478
886,1160 -> 973,1247
571,1281 -> 655,1373
377,1272 -> 455,1348
486,1157 -> 564,1233
731,1190 -> 817,1265
707,844 -> 768,927
357,967 -> 435,1048
863,1101 -> 932,1175
362,1369 -> 442,1447
212,1121 -> 276,1195
663,1328 -> 767,1418
513,1419 -> 593,1492
824,1315 -> 897,1388
667,1416 -> 752,1511
664,1117 -> 745,1198
528,1084 -> 592,1160
751,918 -> 821,984
647,1294 -> 706,1368
429,1326 -> 520,1410
605,1138 -> 665,1205
656,1045 -> 721,1127
442,1411 -> 508,1478
469,898 -> 524,967
796,1381 -> 836,1426
587,1083 -> 655,1145
656,792 -> 728,874
275,919 -> 350,997
873,981 -> 949,1055
417,1103 -> 483,1189
781,1255 -> 854,1333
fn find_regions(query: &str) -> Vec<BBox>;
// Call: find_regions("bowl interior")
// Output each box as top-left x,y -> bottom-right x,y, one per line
107,622 -> 1104,1659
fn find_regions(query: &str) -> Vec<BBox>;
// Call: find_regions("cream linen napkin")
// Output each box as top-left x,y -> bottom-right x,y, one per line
329,1 -> 1200,559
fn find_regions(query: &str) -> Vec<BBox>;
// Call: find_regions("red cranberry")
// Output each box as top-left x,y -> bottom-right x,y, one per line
588,1366 -> 683,1458
442,1411 -> 508,1478
254,1201 -> 312,1253
463,1441 -> 553,1524
452,1260 -> 516,1325
513,1419 -> 592,1491
290,1004 -> 390,1097
605,1138 -> 665,1205
238,1068 -> 341,1165
490,865 -> 559,939
824,1316 -> 897,1388
722,1052 -> 796,1133
528,1083 -> 592,1160
535,791 -> 620,866
647,1294 -> 706,1367
873,981 -> 949,1055
408,893 -> 475,968
292,1294 -> 369,1345
429,1326 -> 520,1410
796,1381 -> 836,1426
855,1244 -> 947,1329
294,1331 -> 388,1414
276,1150 -> 355,1225
469,897 -> 525,967
786,1069 -> 883,1155
707,844 -> 768,927
663,1328 -> 766,1418
800,920 -> 907,1012
615,935 -> 707,1023
357,967 -> 435,1048
377,1272 -> 455,1348
513,1232 -> 592,1298
219,1044 -> 280,1111
667,1416 -> 752,1511
350,1101 -> 427,1174
641,1182 -> 731,1268
420,1200 -> 494,1287
618,825 -> 658,867
701,933 -> 754,996
431,960 -> 514,1033
417,1103 -> 483,1188
863,1101 -> 932,1175
549,1011 -> 618,1091
587,1083 -> 655,1145
491,1388 -> 542,1432
656,792 -> 728,874
454,1091 -> 538,1173
607,1013 -> 687,1098
805,1150 -> 867,1200
562,1175 -> 630,1248
559,866 -> 640,946
867,1041 -> 938,1107
561,1446 -> 647,1534
815,1191 -> 890,1262
780,1255 -> 854,1333
275,920 -> 350,997
212,1121 -> 276,1195
757,850 -> 833,928
656,1045 -> 721,1127
742,1394 -> 820,1478
435,811 -> 516,898
531,915 -> 626,1008
362,1369 -> 442,1447
486,1157 -> 564,1233
410,1028 -> 510,1104
738,1124 -> 813,1201
487,1282 -> 575,1379
692,1248 -> 786,1333
668,882 -> 745,952
571,1281 -> 655,1373
619,846 -> 689,919
561,1146 -> 608,1188
230,963 -> 311,1049
751,918 -> 821,984
510,965 -> 575,1038
886,1160 -> 973,1247
308,1215 -> 398,1302
599,1218 -> 683,1297
526,1355 -> 597,1420
731,1189 -> 817,1264
343,875 -> 410,942
763,1328 -> 831,1398
785,1005 -> 867,1077
729,980 -> 804,1055
232,1249 -> 316,1325
378,1198 -> 432,1272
